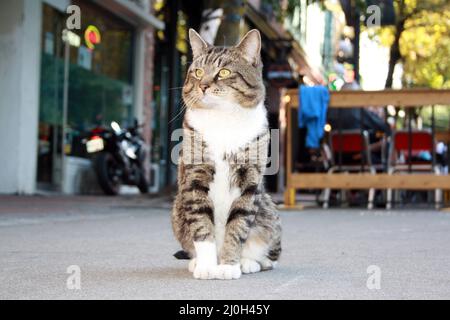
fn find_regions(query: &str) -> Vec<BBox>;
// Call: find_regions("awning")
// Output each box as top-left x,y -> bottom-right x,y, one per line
245,2 -> 324,85
94,0 -> 165,30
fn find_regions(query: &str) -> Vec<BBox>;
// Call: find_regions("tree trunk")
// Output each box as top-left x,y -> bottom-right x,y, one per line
385,18 -> 405,88
209,0 -> 244,46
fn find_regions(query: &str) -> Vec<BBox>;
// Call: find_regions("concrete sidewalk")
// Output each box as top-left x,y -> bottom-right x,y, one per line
1,195 -> 450,299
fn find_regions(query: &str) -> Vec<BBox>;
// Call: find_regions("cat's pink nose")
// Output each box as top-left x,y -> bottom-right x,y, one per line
199,84 -> 209,93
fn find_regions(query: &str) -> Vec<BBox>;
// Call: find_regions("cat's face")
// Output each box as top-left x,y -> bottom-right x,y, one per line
183,29 -> 265,109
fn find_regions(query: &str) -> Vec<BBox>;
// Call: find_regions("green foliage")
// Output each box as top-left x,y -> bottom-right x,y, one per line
372,0 -> 450,89
401,9 -> 450,89
420,106 -> 450,130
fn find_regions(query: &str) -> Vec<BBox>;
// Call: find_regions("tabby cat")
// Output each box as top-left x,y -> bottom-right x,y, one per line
171,29 -> 281,280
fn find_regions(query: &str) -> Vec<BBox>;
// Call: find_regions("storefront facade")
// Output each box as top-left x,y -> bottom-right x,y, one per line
0,0 -> 163,194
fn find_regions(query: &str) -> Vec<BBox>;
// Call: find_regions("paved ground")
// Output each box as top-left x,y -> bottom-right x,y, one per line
1,195 -> 450,300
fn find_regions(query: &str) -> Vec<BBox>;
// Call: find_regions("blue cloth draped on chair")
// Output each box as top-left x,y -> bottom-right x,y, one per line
298,85 -> 330,148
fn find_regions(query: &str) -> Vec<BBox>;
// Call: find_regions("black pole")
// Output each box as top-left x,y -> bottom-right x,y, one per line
360,108 -> 364,171
431,105 -> 436,168
338,109 -> 343,171
448,107 -> 450,173
166,0 -> 181,187
408,109 -> 412,173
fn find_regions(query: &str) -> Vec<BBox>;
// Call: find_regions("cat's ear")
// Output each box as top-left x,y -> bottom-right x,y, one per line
236,29 -> 261,64
189,29 -> 208,58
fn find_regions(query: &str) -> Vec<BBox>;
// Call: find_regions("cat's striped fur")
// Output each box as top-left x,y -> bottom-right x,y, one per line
171,29 -> 281,280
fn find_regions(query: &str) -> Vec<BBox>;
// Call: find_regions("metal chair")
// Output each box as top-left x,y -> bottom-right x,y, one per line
386,129 -> 442,209
323,129 -> 376,209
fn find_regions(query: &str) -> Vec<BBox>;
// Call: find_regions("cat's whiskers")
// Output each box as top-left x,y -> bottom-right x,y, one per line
168,86 -> 184,91
168,97 -> 191,125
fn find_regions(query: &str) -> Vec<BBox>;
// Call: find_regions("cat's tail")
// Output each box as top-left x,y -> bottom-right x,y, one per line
173,250 -> 191,260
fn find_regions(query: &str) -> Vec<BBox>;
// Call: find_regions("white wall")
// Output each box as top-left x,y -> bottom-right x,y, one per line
0,0 -> 42,194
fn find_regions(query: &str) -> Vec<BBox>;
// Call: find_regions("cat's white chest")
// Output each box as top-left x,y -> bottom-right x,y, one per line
208,158 -> 240,254
186,101 -> 267,155
186,102 -> 267,254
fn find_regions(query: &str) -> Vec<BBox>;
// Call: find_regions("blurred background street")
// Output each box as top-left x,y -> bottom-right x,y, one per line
1,0 -> 449,205
1,195 -> 450,299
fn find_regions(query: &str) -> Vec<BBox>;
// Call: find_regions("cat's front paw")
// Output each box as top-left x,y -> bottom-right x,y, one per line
188,258 -> 196,273
215,264 -> 241,280
240,258 -> 261,274
193,263 -> 217,280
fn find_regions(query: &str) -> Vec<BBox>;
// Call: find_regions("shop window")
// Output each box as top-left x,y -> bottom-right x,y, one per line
38,1 -> 135,186
68,0 -> 135,135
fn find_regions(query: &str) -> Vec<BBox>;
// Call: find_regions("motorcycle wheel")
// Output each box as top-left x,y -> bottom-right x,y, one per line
137,170 -> 149,194
95,152 -> 121,195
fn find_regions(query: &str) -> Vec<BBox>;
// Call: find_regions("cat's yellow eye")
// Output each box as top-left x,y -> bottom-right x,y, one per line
218,68 -> 231,79
194,68 -> 204,78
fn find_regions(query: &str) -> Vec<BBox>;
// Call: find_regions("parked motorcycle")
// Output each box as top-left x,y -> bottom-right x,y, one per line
84,120 -> 148,195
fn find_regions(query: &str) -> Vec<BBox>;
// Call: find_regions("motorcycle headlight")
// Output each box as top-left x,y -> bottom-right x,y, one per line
126,148 -> 137,159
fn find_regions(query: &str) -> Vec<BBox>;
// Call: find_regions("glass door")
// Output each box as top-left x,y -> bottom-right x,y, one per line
37,4 -> 66,190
